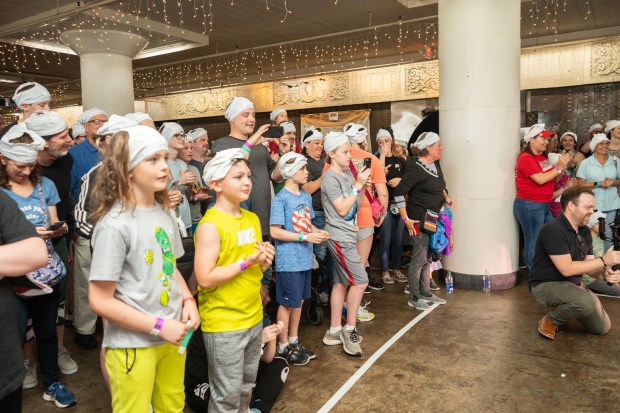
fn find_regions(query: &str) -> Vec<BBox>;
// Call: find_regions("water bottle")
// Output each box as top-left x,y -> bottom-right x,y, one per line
445,271 -> 454,294
483,268 -> 491,292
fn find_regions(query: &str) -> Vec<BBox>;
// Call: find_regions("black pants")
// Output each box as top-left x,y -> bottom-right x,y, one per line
187,356 -> 289,413
0,386 -> 22,413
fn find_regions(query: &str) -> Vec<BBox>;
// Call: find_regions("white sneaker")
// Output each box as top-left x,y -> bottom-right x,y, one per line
58,348 -> 78,375
23,359 -> 38,389
382,271 -> 394,285
357,307 -> 375,322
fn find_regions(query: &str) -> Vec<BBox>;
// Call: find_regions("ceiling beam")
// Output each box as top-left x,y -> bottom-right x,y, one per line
84,8 -> 209,46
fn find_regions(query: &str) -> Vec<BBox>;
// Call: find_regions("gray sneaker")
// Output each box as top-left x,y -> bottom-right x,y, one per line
408,299 -> 432,311
423,293 -> 446,305
340,328 -> 362,357
323,329 -> 342,345
58,348 -> 78,375
23,359 -> 38,389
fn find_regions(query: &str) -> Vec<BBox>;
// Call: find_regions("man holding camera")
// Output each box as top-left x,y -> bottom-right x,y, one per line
529,186 -> 620,340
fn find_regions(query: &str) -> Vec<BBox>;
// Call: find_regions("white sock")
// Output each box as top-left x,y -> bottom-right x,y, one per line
288,336 -> 298,345
329,326 -> 341,334
277,342 -> 288,353
344,324 -> 355,332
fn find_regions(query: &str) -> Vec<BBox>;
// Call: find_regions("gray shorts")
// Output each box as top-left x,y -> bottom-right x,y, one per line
356,226 -> 374,241
326,239 -> 369,286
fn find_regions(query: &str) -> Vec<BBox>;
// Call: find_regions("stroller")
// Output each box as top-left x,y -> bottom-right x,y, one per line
305,255 -> 330,326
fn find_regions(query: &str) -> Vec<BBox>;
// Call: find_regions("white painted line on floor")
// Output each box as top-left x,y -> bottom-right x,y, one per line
317,303 -> 439,413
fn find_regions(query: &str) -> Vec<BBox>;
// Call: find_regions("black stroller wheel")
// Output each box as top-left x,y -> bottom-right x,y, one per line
306,303 -> 323,326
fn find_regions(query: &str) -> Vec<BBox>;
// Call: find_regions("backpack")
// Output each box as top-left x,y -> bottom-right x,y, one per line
429,218 -> 449,254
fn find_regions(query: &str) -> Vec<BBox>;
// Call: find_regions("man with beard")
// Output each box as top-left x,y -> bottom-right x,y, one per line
187,127 -> 210,176
529,186 -> 620,340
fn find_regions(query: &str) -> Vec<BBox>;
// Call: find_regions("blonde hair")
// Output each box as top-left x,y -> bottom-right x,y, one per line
90,131 -> 169,224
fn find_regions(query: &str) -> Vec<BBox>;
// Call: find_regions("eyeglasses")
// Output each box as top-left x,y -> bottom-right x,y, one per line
173,133 -> 186,141
87,119 -> 107,126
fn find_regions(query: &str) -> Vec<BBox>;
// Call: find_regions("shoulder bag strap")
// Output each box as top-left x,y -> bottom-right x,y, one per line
35,181 -> 50,227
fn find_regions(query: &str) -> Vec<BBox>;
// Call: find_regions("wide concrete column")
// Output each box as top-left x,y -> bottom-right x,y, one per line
60,30 -> 148,115
439,0 -> 521,290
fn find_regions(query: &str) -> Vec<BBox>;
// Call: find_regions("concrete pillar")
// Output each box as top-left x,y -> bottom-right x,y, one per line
60,30 -> 148,115
438,0 -> 521,290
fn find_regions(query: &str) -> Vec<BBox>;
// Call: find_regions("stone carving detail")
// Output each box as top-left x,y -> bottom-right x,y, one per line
591,40 -> 620,77
405,61 -> 439,95
273,76 -> 349,106
173,89 -> 232,116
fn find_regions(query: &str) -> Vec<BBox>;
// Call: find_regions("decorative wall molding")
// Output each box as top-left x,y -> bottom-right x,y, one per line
405,61 -> 439,95
591,40 -> 620,77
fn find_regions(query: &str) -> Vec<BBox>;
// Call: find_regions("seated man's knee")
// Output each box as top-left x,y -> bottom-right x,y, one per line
572,294 -> 596,317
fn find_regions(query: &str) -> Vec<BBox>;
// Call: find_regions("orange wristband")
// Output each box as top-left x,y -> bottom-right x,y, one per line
182,296 -> 196,306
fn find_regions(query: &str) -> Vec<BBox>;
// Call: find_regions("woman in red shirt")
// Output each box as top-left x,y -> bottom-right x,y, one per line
514,124 -> 571,270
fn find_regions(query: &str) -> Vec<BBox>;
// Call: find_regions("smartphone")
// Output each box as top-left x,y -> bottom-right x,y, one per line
363,157 -> 372,170
46,221 -> 65,231
264,126 -> 284,139
169,180 -> 179,190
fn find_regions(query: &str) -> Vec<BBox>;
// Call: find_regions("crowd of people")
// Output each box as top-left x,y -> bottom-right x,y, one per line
0,83 -> 454,413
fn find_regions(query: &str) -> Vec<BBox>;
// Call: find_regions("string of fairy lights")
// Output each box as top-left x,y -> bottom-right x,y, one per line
0,0 -> 600,106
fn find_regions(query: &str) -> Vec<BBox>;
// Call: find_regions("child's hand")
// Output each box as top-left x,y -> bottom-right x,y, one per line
159,319 -> 190,346
261,323 -> 281,344
356,167 -> 371,188
181,299 -> 200,330
178,169 -> 197,186
306,232 -> 327,244
317,229 -> 330,240
445,195 -> 455,209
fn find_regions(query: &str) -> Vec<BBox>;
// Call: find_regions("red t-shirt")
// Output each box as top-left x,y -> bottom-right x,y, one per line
515,152 -> 554,202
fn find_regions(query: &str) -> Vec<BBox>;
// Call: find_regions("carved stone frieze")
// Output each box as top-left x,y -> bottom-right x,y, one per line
173,89 -> 232,116
591,40 -> 620,77
405,61 -> 439,95
273,76 -> 349,106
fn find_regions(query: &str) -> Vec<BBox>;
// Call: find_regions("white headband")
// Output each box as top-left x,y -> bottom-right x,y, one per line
0,123 -> 46,163
324,131 -> 349,154
414,132 -> 440,150
560,131 -> 577,143
225,97 -> 254,122
71,122 -> 86,139
395,138 -> 408,148
202,148 -> 247,187
270,108 -> 286,122
278,152 -> 307,179
588,123 -> 603,134
301,129 -> 323,149
187,128 -> 208,142
605,120 -> 620,134
25,110 -> 67,138
127,126 -> 169,171
344,123 -> 367,144
97,114 -> 138,136
376,128 -> 392,142
78,108 -> 107,124
12,82 -> 51,108
590,133 -> 610,153
280,121 -> 296,134
523,123 -> 550,143
125,112 -> 153,124
159,122 -> 184,143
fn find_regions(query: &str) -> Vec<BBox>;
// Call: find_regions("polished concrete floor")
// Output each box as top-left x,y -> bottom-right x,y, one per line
22,271 -> 620,412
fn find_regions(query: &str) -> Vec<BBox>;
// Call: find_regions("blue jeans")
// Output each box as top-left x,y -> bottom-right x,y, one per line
379,210 -> 404,272
513,198 -> 552,270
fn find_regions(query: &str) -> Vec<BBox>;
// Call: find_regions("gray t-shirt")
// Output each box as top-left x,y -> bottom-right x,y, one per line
212,136 -> 276,235
321,168 -> 358,243
90,203 -> 184,349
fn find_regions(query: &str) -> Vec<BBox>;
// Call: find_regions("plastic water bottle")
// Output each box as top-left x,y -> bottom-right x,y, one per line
483,268 -> 491,292
445,271 -> 454,294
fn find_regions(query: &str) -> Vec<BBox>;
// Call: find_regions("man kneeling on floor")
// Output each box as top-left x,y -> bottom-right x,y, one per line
529,186 -> 620,340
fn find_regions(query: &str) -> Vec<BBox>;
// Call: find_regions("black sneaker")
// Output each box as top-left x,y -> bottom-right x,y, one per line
364,286 -> 372,294
74,333 -> 97,349
283,346 -> 310,366
289,342 -> 316,360
429,279 -> 440,291
368,280 -> 384,291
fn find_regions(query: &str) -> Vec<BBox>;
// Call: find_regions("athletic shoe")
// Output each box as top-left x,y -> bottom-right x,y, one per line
281,345 -> 310,366
290,342 -> 316,360
408,299 -> 432,311
23,359 -> 38,389
43,382 -> 77,408
368,279 -> 385,291
58,348 -> 78,375
74,333 -> 97,349
382,271 -> 394,285
429,279 -> 440,291
360,297 -> 370,309
422,293 -> 446,305
318,291 -> 330,306
364,286 -> 372,294
340,328 -> 362,357
392,270 -> 408,283
323,329 -> 343,345
357,307 -> 375,322
404,284 -> 410,294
